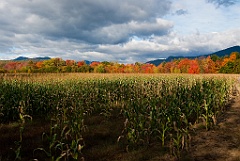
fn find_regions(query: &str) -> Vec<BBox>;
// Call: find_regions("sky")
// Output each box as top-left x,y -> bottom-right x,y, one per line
0,0 -> 239,63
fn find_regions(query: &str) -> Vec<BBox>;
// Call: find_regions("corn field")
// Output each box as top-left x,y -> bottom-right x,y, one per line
0,73 -> 238,160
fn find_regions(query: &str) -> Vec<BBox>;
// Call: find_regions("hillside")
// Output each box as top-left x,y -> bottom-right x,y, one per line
147,46 -> 240,66
211,45 -> 240,57
13,56 -> 51,61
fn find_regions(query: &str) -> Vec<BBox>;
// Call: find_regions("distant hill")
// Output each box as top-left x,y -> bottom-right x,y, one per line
13,56 -> 29,61
145,59 -> 166,66
13,56 -> 51,61
84,60 -> 91,65
147,46 -> 240,66
12,56 -> 94,64
210,46 -> 240,57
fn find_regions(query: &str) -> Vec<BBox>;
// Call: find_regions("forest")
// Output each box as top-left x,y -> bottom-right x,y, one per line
0,51 -> 240,74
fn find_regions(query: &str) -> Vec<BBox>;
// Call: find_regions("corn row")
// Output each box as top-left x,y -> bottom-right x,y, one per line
0,74 -> 236,159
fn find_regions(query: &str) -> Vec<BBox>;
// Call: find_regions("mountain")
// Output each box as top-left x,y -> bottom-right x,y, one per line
13,56 -> 51,61
84,60 -> 91,65
147,46 -> 240,66
146,59 -> 166,66
210,45 -> 240,57
13,56 -> 29,61
12,56 -> 93,64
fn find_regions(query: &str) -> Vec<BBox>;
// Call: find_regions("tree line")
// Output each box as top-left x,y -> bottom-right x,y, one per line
0,52 -> 239,74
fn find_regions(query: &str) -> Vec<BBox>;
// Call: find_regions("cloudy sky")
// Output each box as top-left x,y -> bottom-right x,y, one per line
0,0 -> 239,63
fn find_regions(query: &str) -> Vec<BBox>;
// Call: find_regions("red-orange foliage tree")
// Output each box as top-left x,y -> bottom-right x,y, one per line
141,63 -> 154,73
178,59 -> 190,73
77,61 -> 86,67
36,61 -> 43,68
66,60 -> 75,66
188,59 -> 200,74
90,61 -> 100,68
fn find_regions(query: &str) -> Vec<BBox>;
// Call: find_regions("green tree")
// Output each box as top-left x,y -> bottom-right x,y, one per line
78,64 -> 92,73
94,64 -> 106,73
233,59 -> 240,73
211,54 -> 220,62
42,58 -> 65,72
219,61 -> 234,73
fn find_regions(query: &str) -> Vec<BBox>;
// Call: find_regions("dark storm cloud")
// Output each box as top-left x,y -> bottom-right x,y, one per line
207,0 -> 237,6
0,0 -> 172,45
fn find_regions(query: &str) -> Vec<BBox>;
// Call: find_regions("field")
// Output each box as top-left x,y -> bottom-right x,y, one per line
0,73 -> 240,161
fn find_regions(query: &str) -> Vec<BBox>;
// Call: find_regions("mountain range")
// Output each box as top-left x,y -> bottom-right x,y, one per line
10,45 -> 240,66
13,56 -> 51,61
12,56 -> 92,65
146,45 -> 240,66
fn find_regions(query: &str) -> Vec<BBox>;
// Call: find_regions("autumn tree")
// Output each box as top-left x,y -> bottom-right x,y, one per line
22,60 -> 37,73
188,59 -> 200,74
124,64 -> 134,73
178,59 -> 190,73
117,64 -> 125,73
94,63 -> 105,73
163,62 -> 173,73
66,60 -> 75,66
198,56 -> 216,73
169,60 -> 180,73
219,52 -> 238,73
0,61 -> 6,73
219,62 -> 234,73
77,61 -> 86,67
77,64 -> 92,73
111,63 -> 124,73
233,59 -> 240,73
4,62 -> 18,73
36,61 -> 43,68
141,63 -> 155,73
133,62 -> 142,73
42,58 -> 64,72
157,63 -> 164,73
90,61 -> 100,68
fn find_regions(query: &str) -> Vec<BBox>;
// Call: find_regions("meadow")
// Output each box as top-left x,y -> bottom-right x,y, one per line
0,73 -> 238,161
